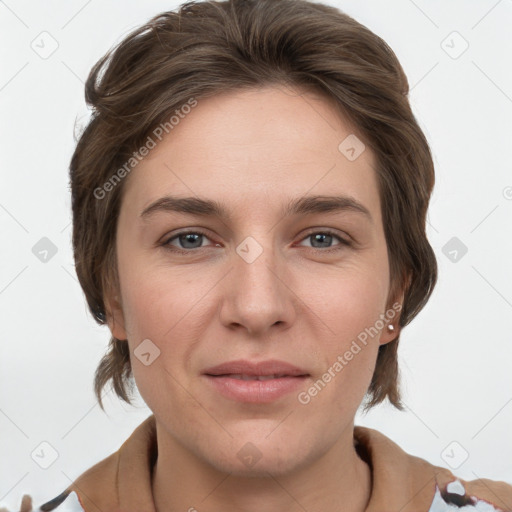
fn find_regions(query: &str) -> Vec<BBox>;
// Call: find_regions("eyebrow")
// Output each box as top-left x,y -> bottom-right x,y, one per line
140,194 -> 373,223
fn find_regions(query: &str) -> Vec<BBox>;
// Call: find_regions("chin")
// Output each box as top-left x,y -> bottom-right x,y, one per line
205,447 -> 307,478
192,429 -> 318,478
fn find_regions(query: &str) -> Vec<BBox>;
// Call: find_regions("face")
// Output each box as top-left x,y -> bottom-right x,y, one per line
107,85 -> 401,477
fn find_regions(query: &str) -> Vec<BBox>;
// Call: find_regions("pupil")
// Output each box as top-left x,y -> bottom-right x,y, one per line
181,233 -> 201,248
313,233 -> 331,248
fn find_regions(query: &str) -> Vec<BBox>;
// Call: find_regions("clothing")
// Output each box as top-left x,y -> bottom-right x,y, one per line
38,414 -> 512,512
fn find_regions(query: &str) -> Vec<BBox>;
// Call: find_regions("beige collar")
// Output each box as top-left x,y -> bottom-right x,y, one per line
66,414 -> 474,512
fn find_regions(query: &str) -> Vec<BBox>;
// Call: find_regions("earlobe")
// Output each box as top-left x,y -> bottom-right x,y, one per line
379,322 -> 399,345
379,287 -> 406,345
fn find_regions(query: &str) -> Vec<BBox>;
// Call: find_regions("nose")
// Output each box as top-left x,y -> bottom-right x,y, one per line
218,239 -> 297,336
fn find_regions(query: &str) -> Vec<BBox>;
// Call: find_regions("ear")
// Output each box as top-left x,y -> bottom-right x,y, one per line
104,291 -> 128,341
379,289 -> 406,346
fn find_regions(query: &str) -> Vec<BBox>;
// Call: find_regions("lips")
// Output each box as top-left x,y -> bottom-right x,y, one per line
220,374 -> 290,381
203,359 -> 309,378
203,359 -> 310,403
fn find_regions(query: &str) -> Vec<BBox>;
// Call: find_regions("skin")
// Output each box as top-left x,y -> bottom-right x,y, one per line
106,85 -> 405,512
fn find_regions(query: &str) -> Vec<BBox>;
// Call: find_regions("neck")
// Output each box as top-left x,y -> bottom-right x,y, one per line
151,422 -> 372,512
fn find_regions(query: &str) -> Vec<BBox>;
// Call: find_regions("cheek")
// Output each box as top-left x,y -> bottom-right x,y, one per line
305,266 -> 389,346
301,270 -> 387,396
117,264 -> 217,387
118,273 -> 200,414
118,249 -> 214,337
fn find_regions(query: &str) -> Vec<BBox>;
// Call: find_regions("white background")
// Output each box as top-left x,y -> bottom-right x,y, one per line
1,0 -> 511,509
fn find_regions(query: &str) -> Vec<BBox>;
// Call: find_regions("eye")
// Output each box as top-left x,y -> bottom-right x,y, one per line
161,229 -> 351,254
296,230 -> 351,252
162,230 -> 215,253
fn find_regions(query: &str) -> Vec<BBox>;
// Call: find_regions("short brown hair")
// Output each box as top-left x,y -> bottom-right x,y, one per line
70,0 -> 437,411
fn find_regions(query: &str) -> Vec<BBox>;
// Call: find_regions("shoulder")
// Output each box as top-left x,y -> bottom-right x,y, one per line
39,449 -> 120,511
353,425 -> 512,512
38,415 -> 156,512
429,474 -> 512,511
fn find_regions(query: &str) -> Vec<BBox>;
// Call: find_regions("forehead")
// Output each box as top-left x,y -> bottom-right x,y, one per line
120,85 -> 381,224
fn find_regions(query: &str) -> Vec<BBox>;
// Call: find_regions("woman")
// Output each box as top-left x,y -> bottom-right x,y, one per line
12,0 -> 511,510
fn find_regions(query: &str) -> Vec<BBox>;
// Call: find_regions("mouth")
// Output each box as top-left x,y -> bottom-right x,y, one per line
203,359 -> 309,377
208,373 -> 301,381
203,360 -> 310,403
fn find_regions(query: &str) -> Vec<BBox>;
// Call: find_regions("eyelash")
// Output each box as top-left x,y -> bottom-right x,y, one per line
161,229 -> 352,255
